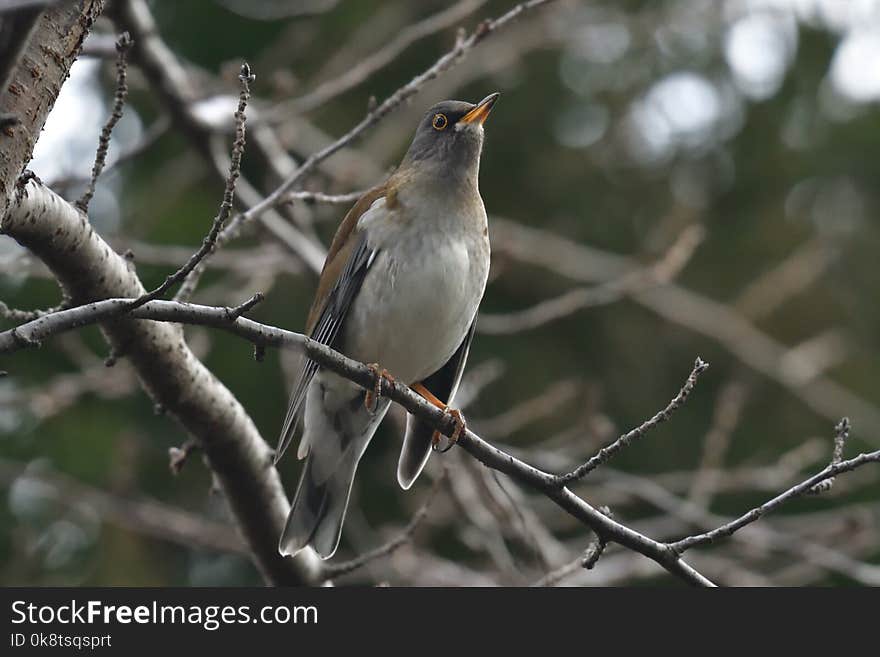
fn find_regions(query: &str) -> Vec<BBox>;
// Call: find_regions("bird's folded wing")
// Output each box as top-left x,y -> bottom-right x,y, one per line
276,186 -> 387,463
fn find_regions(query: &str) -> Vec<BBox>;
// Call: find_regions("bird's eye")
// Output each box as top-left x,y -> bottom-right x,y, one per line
432,113 -> 448,131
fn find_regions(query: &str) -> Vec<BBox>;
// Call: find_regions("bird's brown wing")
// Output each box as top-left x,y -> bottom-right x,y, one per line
276,184 -> 387,463
397,319 -> 477,489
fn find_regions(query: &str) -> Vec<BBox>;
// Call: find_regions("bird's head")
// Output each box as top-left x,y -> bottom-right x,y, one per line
401,93 -> 500,185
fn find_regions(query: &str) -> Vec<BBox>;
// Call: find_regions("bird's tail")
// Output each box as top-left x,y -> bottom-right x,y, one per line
397,413 -> 435,490
279,395 -> 390,559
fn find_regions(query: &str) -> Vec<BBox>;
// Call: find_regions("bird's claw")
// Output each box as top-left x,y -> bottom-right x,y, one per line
432,408 -> 465,453
364,363 -> 395,414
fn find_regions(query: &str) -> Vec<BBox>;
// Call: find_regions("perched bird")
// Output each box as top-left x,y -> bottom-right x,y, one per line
276,93 -> 499,559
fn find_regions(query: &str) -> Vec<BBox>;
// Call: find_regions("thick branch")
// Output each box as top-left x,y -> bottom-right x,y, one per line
0,286 -> 715,585
1,180 -> 323,585
0,0 -> 105,222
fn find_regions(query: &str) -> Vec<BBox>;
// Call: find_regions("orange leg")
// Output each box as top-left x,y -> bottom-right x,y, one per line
364,364 -> 395,413
411,382 -> 466,452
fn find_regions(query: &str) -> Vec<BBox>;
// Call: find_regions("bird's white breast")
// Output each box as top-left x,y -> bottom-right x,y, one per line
342,191 -> 489,384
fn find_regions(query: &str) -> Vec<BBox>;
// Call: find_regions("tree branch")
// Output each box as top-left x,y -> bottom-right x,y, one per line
0,289 -> 713,584
0,0 -> 106,223
492,217 -> 880,443
7,279 -> 880,585
189,0 -> 559,285
282,0 -> 490,114
556,358 -> 710,485
75,30 -> 132,213
668,434 -> 877,554
140,61 -> 252,307
1,180 -> 323,586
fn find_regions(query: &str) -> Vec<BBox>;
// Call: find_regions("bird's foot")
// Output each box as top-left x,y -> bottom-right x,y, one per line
432,408 -> 465,453
364,363 -> 395,414
411,382 -> 465,452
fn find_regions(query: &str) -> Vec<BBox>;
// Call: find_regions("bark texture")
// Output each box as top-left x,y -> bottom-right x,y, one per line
3,164 -> 323,587
0,1 -> 105,222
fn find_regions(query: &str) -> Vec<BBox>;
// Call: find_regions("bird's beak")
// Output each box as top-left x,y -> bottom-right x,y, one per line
459,92 -> 500,126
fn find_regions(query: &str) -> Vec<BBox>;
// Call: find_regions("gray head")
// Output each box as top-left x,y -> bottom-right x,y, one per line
401,93 -> 500,186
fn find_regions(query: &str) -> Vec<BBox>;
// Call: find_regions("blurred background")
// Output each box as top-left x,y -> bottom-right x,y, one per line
1,0 -> 879,586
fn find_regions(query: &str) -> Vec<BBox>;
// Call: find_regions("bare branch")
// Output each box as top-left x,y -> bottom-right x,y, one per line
76,31 -> 133,213
582,533 -> 609,570
6,287 -> 879,585
688,381 -> 748,505
284,188 -> 370,206
109,0 -> 327,275
0,297 -> 70,322
808,417 -> 850,495
49,116 -> 170,190
168,439 -> 201,476
283,0 -> 490,114
532,506 -> 612,587
491,217 -> 880,442
0,293 -> 715,585
223,292 -> 265,321
0,0 -> 105,223
2,180 -> 323,585
479,224 -> 705,335
129,63 -> 253,309
669,422 -> 877,555
196,0 -> 559,282
556,358 -> 710,485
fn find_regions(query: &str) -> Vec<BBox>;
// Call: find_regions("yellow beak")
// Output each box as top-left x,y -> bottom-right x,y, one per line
459,92 -> 500,126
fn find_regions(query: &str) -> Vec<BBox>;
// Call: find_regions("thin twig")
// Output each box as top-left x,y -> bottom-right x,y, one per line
479,224 -> 705,335
492,216 -> 880,441
76,32 -> 133,213
688,381 -> 748,505
51,116 -> 170,190
223,292 -> 264,321
582,534 -> 608,570
283,0 -> 490,114
532,507 -> 611,586
284,188 -> 370,206
0,297 -> 70,322
125,63 -> 253,310
168,438 -> 200,476
186,0 -> 557,290
669,425 -> 876,554
582,506 -> 613,570
556,358 -> 710,485
808,417 -> 850,495
531,554 -> 586,587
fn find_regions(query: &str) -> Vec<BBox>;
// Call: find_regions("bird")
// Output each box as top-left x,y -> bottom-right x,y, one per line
276,93 -> 499,559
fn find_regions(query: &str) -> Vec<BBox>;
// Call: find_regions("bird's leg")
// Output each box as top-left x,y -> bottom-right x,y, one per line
411,382 -> 466,452
364,363 -> 395,414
